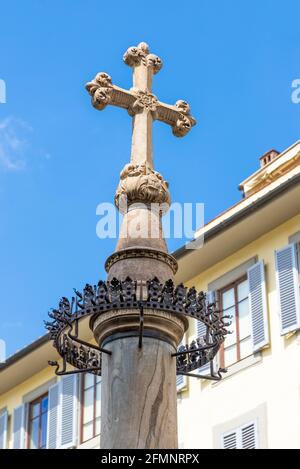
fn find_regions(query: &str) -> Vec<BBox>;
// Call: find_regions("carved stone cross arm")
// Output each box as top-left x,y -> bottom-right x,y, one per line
155,100 -> 196,137
86,70 -> 196,137
85,74 -> 137,115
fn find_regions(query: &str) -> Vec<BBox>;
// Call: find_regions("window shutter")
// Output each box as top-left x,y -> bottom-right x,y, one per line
0,411 -> 8,449
177,338 -> 187,392
247,261 -> 269,352
222,431 -> 237,449
176,374 -> 186,391
241,422 -> 257,449
197,291 -> 215,377
207,290 -> 216,306
13,404 -> 26,449
196,314 -> 207,337
60,375 -> 78,449
222,421 -> 258,449
275,244 -> 300,335
47,383 -> 60,449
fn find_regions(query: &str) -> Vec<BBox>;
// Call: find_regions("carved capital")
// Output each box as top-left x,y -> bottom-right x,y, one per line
92,307 -> 188,350
115,163 -> 170,210
85,72 -> 113,110
105,249 -> 178,275
123,42 -> 163,74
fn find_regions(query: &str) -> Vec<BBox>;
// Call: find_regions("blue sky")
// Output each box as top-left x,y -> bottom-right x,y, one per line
0,0 -> 299,357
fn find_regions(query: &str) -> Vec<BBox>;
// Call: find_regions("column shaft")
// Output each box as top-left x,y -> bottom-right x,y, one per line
100,337 -> 178,449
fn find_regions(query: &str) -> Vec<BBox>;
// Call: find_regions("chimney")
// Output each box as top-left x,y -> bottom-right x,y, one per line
259,149 -> 280,168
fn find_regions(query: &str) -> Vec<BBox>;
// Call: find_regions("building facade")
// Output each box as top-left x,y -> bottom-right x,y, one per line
1,140 -> 300,449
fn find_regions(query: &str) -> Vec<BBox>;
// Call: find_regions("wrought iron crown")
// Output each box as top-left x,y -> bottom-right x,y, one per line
45,277 -> 231,381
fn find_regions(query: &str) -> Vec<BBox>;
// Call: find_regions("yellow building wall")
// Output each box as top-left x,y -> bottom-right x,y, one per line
0,366 -> 54,448
178,213 -> 300,449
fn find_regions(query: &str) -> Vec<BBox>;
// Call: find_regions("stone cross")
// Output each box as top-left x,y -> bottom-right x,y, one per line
86,42 -> 196,171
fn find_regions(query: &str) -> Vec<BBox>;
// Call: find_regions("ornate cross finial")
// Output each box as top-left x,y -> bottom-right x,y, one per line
86,42 -> 196,208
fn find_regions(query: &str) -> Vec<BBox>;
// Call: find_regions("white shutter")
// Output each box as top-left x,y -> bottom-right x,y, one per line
196,291 -> 215,377
177,339 -> 187,392
60,375 -> 78,449
0,411 -> 8,449
222,421 -> 258,449
196,315 -> 207,337
196,319 -> 211,376
13,404 -> 26,449
222,431 -> 237,449
247,261 -> 269,352
241,422 -> 257,449
176,342 -> 187,392
47,383 -> 60,449
207,290 -> 216,306
176,374 -> 186,391
275,244 -> 300,335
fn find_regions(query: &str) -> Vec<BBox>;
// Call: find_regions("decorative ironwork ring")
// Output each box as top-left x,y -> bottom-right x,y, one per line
45,277 -> 231,380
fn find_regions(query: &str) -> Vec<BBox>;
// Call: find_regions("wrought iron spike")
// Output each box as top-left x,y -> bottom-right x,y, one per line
73,288 -> 83,299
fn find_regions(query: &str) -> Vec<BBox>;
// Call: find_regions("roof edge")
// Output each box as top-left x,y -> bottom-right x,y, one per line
173,171 -> 300,261
0,334 -> 49,372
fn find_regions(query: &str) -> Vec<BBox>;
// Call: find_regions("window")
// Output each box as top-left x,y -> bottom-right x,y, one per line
222,421 -> 258,449
219,277 -> 252,367
81,374 -> 101,443
27,394 -> 48,449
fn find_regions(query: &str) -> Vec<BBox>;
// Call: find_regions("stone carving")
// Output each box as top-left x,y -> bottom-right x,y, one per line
105,249 -> 178,275
85,72 -> 113,111
130,90 -> 158,115
85,44 -> 196,141
173,115 -> 194,137
172,100 -> 197,137
144,53 -> 163,74
175,100 -> 191,115
123,42 -> 163,74
114,163 -> 170,209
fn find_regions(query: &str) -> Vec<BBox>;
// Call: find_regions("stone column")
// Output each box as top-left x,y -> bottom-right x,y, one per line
92,307 -> 188,448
